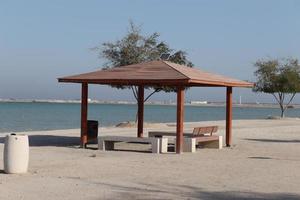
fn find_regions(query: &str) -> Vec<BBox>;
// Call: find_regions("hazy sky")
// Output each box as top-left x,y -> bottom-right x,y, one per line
1,0 -> 300,103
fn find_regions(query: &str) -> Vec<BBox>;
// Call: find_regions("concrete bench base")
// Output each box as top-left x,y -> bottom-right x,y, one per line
180,136 -> 223,152
98,136 -> 168,154
149,131 -> 223,153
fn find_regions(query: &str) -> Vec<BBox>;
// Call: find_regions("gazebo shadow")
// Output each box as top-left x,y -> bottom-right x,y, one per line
244,138 -> 300,143
82,181 -> 300,200
0,135 -> 80,147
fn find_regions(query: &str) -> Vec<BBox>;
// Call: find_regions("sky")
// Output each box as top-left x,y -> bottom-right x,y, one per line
1,0 -> 300,103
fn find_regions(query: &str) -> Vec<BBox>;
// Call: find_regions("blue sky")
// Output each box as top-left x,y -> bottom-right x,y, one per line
1,0 -> 300,103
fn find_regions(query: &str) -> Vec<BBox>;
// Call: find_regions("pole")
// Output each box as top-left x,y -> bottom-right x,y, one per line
176,86 -> 184,153
226,86 -> 232,147
81,83 -> 88,148
137,85 -> 144,137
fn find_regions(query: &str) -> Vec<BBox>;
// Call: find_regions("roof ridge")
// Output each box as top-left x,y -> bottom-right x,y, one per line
162,61 -> 190,79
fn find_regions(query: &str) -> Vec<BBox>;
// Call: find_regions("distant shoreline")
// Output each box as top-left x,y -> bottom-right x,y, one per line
0,98 -> 299,109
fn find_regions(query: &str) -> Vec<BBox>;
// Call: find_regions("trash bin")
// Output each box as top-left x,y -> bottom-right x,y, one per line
3,133 -> 29,174
87,120 -> 98,143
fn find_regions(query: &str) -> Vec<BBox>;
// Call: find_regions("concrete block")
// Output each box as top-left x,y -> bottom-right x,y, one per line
160,138 -> 168,153
98,138 -> 104,150
183,138 -> 196,153
151,139 -> 160,154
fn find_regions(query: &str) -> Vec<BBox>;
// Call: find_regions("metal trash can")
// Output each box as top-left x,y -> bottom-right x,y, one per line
4,133 -> 29,174
87,120 -> 98,143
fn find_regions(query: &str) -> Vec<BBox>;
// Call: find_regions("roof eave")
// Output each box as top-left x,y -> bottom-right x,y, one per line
58,78 -> 191,86
188,79 -> 254,87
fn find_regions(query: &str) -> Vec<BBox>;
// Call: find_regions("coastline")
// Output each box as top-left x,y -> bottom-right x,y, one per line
1,117 -> 300,135
1,98 -> 299,109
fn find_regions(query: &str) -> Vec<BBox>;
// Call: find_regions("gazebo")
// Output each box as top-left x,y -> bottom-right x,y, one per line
58,60 -> 253,153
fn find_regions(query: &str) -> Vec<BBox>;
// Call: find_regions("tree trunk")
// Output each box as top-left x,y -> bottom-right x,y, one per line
135,112 -> 138,123
279,103 -> 285,118
272,92 -> 296,119
131,86 -> 160,123
280,108 -> 285,118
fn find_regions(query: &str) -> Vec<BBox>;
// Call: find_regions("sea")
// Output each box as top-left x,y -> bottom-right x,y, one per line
0,102 -> 299,133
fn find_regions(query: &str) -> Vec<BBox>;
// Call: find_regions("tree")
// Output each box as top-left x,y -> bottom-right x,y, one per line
253,58 -> 300,118
92,21 -> 193,105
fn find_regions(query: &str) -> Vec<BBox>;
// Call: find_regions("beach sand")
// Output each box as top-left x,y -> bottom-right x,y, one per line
0,119 -> 300,200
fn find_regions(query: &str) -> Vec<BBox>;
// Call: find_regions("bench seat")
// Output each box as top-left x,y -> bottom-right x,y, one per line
98,136 -> 168,154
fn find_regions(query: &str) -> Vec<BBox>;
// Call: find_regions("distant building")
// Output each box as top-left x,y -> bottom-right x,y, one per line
190,101 -> 208,105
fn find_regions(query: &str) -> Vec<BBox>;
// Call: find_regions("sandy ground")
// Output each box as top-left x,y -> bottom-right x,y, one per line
0,119 -> 300,200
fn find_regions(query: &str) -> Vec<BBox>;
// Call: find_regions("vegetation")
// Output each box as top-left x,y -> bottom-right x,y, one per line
253,58 -> 300,117
92,21 -> 193,103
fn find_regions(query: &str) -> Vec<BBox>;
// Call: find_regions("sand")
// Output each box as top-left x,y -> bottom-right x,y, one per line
0,119 -> 300,200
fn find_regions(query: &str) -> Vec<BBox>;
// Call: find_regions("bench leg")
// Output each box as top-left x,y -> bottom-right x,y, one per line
98,138 -> 114,151
202,136 -> 223,149
183,138 -> 196,153
160,138 -> 168,153
98,138 -> 105,150
151,139 -> 160,154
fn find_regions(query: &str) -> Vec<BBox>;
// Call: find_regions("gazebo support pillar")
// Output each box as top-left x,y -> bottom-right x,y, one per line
176,86 -> 184,154
137,86 -> 144,137
80,83 -> 88,148
226,86 -> 232,147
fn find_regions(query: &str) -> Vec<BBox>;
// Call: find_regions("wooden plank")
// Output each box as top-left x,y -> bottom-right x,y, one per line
226,86 -> 232,147
195,135 -> 220,142
176,86 -> 184,154
137,85 -> 144,137
192,126 -> 218,136
81,83 -> 88,148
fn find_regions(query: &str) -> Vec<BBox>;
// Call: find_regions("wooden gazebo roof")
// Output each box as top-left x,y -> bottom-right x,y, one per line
58,60 -> 253,87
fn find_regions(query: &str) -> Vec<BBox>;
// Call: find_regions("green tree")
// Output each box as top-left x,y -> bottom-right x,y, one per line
93,21 -> 193,103
253,58 -> 300,118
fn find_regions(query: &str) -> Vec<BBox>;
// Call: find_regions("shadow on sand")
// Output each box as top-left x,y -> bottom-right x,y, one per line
0,135 -> 146,152
71,181 -> 300,200
244,138 -> 300,143
0,135 -> 80,147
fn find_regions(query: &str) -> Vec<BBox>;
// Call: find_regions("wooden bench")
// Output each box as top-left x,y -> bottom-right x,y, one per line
148,126 -> 222,152
98,136 -> 168,154
192,126 -> 218,136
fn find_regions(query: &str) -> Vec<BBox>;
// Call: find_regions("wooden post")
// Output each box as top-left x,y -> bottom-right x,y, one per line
137,85 -> 144,138
176,86 -> 184,154
81,83 -> 88,148
226,86 -> 232,147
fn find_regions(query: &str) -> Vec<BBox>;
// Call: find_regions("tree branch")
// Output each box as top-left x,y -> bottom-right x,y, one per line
271,93 -> 281,105
131,86 -> 138,101
278,92 -> 284,109
134,86 -> 138,99
144,88 -> 161,102
283,93 -> 296,112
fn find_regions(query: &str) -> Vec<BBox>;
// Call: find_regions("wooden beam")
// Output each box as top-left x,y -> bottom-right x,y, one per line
176,86 -> 184,154
137,86 -> 144,137
81,83 -> 88,148
226,86 -> 233,147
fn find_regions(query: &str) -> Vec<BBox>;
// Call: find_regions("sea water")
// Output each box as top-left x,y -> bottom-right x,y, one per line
0,102 -> 299,133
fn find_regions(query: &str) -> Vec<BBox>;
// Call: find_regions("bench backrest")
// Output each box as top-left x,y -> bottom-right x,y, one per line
192,126 -> 218,136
